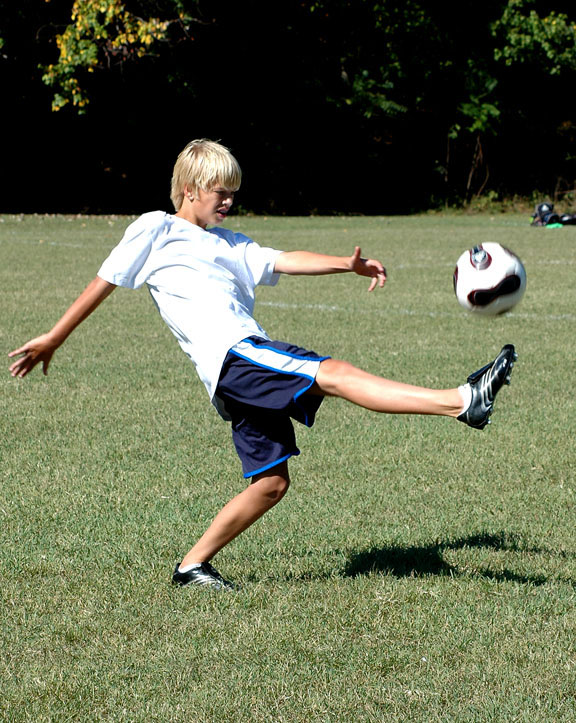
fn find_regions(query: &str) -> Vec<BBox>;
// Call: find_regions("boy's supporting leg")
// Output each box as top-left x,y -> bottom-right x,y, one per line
179,461 -> 290,568
311,359 -> 463,416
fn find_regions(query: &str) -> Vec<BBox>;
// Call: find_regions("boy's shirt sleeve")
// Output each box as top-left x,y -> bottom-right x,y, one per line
97,212 -> 162,289
241,234 -> 283,287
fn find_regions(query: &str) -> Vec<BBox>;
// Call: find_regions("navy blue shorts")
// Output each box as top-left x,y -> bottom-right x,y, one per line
216,336 -> 330,478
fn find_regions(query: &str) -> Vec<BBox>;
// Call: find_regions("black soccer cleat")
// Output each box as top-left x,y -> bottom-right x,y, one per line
172,561 -> 235,590
458,344 -> 517,430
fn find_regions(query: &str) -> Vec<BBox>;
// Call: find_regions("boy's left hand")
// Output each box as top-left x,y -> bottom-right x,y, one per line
350,246 -> 387,291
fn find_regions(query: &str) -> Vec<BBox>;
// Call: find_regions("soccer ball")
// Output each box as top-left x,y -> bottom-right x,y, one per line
453,242 -> 526,315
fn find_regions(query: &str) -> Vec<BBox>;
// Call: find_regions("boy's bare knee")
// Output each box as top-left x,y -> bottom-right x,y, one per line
269,475 -> 290,501
252,463 -> 291,504
315,358 -> 356,397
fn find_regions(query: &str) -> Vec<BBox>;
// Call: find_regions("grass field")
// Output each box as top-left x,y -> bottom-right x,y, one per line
1,212 -> 575,721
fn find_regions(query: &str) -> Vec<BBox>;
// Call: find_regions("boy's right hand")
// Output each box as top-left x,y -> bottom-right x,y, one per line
8,334 -> 59,378
8,276 -> 117,379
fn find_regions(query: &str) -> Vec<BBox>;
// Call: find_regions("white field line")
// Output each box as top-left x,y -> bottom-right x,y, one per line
0,238 -> 86,249
259,300 -> 576,322
0,239 -> 86,248
3,239 -> 574,320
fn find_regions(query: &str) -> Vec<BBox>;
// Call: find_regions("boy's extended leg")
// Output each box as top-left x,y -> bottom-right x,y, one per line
173,461 -> 290,589
310,344 -> 516,427
311,359 -> 463,415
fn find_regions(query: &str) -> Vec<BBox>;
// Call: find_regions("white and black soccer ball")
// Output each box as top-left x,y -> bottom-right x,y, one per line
453,242 -> 526,315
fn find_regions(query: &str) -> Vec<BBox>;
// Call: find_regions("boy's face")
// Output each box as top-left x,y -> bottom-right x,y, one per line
183,185 -> 236,228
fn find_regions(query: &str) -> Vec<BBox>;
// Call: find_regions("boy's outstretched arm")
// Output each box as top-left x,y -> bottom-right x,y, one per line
8,276 -> 117,378
274,246 -> 387,291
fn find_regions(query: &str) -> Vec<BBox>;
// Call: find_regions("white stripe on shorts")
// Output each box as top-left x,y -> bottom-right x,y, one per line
229,338 -> 324,383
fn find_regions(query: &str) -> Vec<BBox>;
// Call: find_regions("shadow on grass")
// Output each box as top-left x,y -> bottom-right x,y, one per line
344,531 -> 574,587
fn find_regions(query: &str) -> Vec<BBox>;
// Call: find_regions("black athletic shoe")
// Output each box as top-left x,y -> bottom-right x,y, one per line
172,562 -> 235,590
458,344 -> 517,430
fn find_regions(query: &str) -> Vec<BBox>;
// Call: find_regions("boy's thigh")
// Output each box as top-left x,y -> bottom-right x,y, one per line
218,336 -> 328,426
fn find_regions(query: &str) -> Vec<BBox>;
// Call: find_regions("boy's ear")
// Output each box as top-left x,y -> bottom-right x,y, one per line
183,184 -> 194,201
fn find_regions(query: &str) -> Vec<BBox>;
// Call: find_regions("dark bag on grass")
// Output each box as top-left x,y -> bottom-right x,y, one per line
531,202 -> 560,226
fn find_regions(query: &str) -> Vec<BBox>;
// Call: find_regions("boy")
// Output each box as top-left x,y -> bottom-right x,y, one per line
9,139 -> 517,591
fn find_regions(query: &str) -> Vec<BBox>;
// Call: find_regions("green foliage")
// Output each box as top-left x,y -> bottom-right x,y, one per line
343,70 -> 407,119
493,0 -> 576,74
41,0 -> 192,111
2,1 -> 576,208
326,1 -> 446,120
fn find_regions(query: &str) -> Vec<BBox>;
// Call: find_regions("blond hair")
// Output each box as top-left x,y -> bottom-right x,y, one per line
170,139 -> 242,211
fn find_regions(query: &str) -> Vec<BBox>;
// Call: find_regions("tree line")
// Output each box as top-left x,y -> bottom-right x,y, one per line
1,0 -> 575,214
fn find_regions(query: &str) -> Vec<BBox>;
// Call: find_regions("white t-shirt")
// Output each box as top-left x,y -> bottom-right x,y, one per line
97,212 -> 283,413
